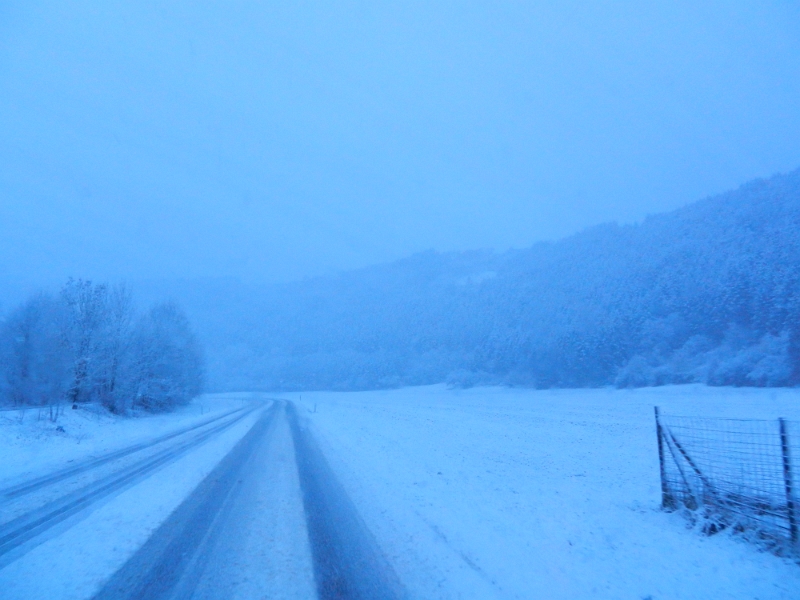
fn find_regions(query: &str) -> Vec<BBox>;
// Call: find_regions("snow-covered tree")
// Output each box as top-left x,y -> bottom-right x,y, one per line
60,279 -> 110,406
0,294 -> 70,414
125,302 -> 204,412
0,282 -> 203,413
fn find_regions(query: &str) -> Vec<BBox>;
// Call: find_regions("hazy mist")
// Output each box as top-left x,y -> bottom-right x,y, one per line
2,1 -> 800,288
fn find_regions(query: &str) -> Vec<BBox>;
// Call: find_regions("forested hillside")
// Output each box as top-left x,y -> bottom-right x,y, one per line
151,169 -> 800,391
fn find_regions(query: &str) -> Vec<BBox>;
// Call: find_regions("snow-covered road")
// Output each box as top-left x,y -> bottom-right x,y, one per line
94,401 -> 404,599
94,402 -> 316,599
0,405 -> 255,565
0,398 -> 402,599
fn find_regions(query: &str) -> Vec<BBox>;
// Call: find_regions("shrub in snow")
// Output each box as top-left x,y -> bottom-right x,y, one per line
614,327 -> 792,388
706,329 -> 791,387
613,355 -> 656,388
745,332 -> 792,386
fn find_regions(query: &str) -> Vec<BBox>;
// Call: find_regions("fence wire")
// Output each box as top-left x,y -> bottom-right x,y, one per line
656,408 -> 799,554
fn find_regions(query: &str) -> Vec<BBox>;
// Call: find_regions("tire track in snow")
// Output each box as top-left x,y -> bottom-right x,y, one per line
92,403 -> 279,600
93,401 -> 405,600
287,401 -> 406,600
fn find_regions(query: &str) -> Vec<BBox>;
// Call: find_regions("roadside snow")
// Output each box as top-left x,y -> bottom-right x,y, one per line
286,384 -> 800,600
0,394 -> 251,485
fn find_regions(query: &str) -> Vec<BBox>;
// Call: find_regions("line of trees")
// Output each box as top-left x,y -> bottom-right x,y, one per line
0,279 -> 204,416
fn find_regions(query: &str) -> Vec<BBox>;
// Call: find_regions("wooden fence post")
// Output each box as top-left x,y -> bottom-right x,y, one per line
779,418 -> 797,546
655,406 -> 675,509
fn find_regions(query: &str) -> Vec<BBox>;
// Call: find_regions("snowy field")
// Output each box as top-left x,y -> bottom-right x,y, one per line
284,384 -> 800,599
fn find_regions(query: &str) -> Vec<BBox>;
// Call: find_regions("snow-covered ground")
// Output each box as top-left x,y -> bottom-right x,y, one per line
2,385 -> 799,599
0,395 -> 265,600
285,384 -> 800,599
0,394 -> 252,485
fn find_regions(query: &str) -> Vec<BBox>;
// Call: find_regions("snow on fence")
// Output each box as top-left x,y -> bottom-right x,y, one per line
655,407 -> 798,555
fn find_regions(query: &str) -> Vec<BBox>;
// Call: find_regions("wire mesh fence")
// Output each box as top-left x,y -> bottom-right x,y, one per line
655,407 -> 798,555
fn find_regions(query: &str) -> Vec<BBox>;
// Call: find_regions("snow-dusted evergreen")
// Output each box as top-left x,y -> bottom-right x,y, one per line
166,169 -> 800,391
0,280 -> 204,414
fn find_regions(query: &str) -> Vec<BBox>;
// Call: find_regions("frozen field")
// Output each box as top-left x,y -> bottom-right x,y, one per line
284,384 -> 800,599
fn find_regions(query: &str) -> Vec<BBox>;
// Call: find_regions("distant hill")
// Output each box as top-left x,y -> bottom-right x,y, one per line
139,168 -> 800,391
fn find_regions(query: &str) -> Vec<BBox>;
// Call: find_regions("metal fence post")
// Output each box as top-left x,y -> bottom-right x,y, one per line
655,406 -> 675,509
779,418 -> 797,546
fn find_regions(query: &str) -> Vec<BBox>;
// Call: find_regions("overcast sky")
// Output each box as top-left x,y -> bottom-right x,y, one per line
1,1 -> 799,286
